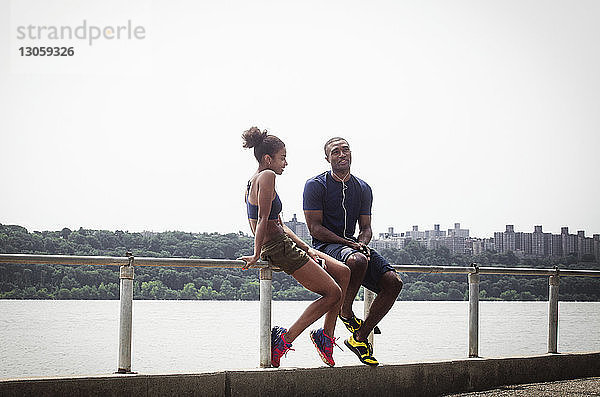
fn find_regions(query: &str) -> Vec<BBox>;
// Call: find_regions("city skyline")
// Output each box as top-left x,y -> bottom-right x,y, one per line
279,213 -> 600,261
371,221 -> 599,260
376,222 -> 599,240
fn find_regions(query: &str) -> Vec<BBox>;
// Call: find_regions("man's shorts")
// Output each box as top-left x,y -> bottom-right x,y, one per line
315,243 -> 396,294
260,233 -> 310,275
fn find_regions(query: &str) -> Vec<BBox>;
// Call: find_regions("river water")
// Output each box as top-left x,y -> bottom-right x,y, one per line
1,300 -> 598,379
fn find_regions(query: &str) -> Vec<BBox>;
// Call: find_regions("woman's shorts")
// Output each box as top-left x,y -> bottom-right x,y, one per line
260,233 -> 310,275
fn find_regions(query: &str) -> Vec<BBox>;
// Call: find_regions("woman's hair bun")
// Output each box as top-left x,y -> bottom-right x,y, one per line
242,127 -> 268,149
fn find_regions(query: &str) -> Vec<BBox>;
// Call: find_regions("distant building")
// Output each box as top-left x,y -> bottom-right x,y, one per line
405,225 -> 425,240
425,224 -> 446,239
522,233 -> 533,255
532,226 -> 547,257
373,227 -> 406,250
493,232 -> 504,253
550,234 -> 562,257
514,231 -> 532,256
502,225 -> 516,253
483,238 -> 496,252
578,231 -> 594,260
378,227 -> 403,240
284,214 -> 311,241
561,227 -> 578,257
448,223 -> 469,238
469,238 -> 483,255
443,236 -> 466,254
370,237 -> 406,250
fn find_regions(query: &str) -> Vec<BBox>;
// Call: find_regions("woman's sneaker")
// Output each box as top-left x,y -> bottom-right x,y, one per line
344,333 -> 379,366
271,326 -> 293,368
310,328 -> 340,367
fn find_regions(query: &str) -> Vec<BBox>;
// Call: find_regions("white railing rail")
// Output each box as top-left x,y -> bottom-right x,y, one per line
1,253 -> 599,371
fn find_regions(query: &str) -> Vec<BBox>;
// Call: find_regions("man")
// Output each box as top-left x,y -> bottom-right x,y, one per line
303,137 -> 403,366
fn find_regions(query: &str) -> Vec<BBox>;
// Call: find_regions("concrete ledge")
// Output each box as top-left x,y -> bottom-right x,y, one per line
0,372 -> 226,397
2,352 -> 599,397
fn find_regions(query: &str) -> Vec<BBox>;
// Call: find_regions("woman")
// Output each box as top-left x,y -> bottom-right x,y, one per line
238,127 -> 350,368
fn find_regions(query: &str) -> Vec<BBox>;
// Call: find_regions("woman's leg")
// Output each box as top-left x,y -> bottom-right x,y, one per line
284,259 -> 342,343
319,254 -> 350,337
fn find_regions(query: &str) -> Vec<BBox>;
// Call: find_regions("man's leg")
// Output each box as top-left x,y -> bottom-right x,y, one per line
355,270 -> 403,342
344,250 -> 402,366
339,252 -> 368,319
314,244 -> 368,320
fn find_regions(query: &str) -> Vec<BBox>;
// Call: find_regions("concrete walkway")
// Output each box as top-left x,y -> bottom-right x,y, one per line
447,377 -> 600,396
2,354 -> 599,396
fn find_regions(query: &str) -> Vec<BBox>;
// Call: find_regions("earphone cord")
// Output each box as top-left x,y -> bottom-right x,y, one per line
331,170 -> 351,239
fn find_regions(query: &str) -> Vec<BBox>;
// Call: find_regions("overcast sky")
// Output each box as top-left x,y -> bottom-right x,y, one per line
1,0 -> 599,239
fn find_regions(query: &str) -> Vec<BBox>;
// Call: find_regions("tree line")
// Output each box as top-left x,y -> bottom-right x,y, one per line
1,223 -> 598,301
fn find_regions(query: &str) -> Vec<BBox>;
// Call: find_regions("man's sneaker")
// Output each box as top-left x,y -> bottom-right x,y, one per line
271,326 -> 293,368
310,328 -> 341,367
339,313 -> 363,333
344,333 -> 379,366
339,313 -> 382,334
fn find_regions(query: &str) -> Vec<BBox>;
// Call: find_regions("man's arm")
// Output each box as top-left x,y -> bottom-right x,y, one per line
357,214 -> 373,245
304,210 -> 362,249
355,214 -> 373,257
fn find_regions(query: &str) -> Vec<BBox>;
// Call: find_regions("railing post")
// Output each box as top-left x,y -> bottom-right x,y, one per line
259,267 -> 272,368
548,273 -> 560,354
117,253 -> 135,373
364,288 -> 376,349
468,271 -> 480,358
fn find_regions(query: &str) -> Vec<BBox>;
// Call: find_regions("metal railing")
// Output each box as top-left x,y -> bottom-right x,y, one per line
0,253 -> 272,372
388,264 -> 600,357
1,253 -> 600,372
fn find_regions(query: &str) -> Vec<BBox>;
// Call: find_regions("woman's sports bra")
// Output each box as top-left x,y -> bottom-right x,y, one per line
246,181 -> 282,220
